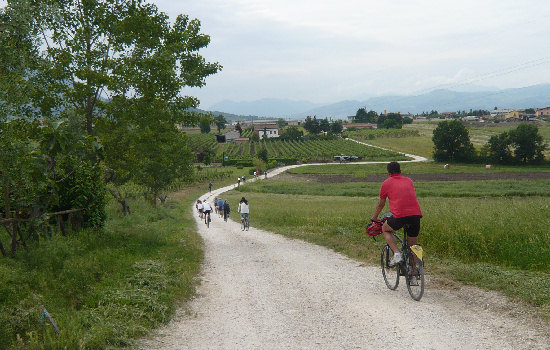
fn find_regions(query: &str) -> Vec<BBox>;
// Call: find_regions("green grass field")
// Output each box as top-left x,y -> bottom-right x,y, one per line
225,162 -> 550,319
287,162 -> 550,176
345,120 -> 550,159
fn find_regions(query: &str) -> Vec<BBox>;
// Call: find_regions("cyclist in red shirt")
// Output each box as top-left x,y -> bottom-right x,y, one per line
371,161 -> 422,265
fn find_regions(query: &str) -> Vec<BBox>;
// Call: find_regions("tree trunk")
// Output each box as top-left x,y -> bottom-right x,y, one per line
9,223 -> 17,257
3,177 -> 10,220
0,239 -> 6,257
108,188 -> 131,216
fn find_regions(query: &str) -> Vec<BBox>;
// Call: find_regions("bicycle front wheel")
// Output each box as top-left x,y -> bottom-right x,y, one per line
405,250 -> 425,301
381,245 -> 399,290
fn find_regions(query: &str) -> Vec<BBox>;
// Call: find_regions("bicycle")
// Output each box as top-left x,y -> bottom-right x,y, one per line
378,217 -> 425,301
204,211 -> 211,228
240,213 -> 249,231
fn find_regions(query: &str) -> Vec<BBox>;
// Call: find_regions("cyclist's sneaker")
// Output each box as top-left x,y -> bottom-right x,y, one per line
390,252 -> 403,265
409,276 -> 419,286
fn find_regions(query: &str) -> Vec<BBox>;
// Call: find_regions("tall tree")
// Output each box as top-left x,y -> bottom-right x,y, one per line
330,120 -> 343,134
235,122 -> 243,136
214,115 -> 227,133
432,120 -> 476,162
199,115 -> 211,134
303,116 -> 320,134
485,132 -> 513,164
509,124 -> 546,163
377,113 -> 403,129
354,108 -> 377,123
319,118 -> 330,133
280,125 -> 303,140
5,0 -> 221,133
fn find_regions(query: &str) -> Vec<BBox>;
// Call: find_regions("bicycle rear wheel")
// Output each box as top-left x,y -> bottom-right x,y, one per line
405,250 -> 424,301
381,245 -> 399,290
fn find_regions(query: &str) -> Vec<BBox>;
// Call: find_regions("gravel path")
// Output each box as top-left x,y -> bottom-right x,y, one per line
139,155 -> 550,349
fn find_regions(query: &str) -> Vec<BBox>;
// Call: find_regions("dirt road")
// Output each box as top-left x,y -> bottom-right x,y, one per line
139,155 -> 549,349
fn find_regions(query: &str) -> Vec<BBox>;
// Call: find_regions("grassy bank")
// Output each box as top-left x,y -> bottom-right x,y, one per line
0,189 -> 204,349
238,178 -> 550,197
287,162 -> 550,176
226,168 -> 550,319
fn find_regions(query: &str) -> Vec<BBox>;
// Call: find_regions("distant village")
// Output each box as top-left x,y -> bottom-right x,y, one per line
181,106 -> 550,142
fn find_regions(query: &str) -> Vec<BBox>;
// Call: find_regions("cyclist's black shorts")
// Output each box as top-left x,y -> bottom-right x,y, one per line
386,215 -> 421,237
204,209 -> 211,215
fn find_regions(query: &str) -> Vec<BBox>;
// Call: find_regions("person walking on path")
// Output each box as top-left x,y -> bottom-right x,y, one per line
217,198 -> 224,217
208,182 -> 213,192
223,200 -> 230,222
371,161 -> 422,265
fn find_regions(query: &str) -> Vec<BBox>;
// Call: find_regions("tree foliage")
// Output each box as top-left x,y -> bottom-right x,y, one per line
432,120 -> 476,162
319,118 -> 330,132
199,115 -> 212,134
303,116 -> 320,134
4,0 -> 220,134
256,147 -> 269,163
485,132 -> 513,164
482,124 -> 546,164
509,124 -> 546,163
354,108 -> 377,123
280,125 -> 303,140
214,115 -> 227,133
235,122 -> 243,136
330,120 -> 343,134
377,113 -> 403,129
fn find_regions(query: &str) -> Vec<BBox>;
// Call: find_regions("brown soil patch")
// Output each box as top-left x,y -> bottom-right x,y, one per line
283,172 -> 550,183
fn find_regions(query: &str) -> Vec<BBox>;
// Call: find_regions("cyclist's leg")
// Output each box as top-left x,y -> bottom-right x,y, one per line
382,221 -> 399,253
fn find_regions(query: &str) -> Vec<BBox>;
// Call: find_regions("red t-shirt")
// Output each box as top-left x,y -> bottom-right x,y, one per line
380,174 -> 422,218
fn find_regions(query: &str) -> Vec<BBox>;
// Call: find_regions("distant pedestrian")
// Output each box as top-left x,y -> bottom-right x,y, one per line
223,200 -> 230,222
237,177 -> 241,187
242,175 -> 246,183
264,171 -> 267,179
208,182 -> 213,192
217,198 -> 224,217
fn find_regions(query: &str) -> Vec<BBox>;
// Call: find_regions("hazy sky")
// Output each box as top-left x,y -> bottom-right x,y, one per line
2,0 -> 549,109
154,0 -> 550,109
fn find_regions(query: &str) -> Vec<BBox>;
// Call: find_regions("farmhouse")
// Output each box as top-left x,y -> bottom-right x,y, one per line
254,124 -> 279,138
536,107 -> 550,117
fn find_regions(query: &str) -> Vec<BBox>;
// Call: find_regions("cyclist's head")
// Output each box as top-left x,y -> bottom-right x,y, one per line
387,161 -> 401,175
240,197 -> 248,204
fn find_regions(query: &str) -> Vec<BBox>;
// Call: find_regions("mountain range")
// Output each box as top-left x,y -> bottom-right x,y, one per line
205,84 -> 550,119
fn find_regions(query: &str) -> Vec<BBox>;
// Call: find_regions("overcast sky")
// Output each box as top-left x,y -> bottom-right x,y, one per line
152,0 -> 549,109
3,0 -> 549,109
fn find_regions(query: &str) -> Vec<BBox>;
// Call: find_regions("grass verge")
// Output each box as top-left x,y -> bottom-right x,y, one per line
226,176 -> 550,320
0,188 -> 204,349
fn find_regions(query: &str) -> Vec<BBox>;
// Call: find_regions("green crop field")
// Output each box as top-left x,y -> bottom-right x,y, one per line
187,133 -> 408,163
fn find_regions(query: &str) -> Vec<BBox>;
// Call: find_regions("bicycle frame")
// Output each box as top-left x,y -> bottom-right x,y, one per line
381,227 -> 425,301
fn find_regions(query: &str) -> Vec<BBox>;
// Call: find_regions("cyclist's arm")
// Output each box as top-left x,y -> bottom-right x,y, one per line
371,197 -> 386,220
